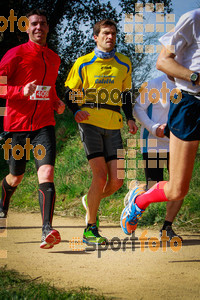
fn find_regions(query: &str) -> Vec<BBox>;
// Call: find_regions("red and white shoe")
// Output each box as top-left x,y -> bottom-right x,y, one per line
40,223 -> 61,249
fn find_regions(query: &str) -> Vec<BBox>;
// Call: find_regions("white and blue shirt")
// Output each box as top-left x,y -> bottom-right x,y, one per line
134,75 -> 176,153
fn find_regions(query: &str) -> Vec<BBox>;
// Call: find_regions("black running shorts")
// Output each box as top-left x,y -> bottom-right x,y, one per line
5,126 -> 56,176
78,123 -> 123,161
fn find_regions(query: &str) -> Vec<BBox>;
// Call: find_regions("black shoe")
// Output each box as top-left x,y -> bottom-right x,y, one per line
40,223 -> 61,249
160,225 -> 183,241
0,208 -> 7,218
0,208 -> 7,229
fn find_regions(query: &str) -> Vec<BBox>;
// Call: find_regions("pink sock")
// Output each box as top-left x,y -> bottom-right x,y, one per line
135,181 -> 169,210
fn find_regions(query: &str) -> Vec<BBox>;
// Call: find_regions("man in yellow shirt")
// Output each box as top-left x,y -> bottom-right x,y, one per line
65,19 -> 137,245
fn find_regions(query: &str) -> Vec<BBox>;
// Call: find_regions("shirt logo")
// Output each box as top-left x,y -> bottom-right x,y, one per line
101,66 -> 112,70
94,75 -> 115,84
95,78 -> 114,84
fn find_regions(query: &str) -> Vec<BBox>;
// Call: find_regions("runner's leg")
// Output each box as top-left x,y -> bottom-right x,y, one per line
135,133 -> 199,209
87,157 -> 108,224
164,132 -> 199,200
102,159 -> 123,198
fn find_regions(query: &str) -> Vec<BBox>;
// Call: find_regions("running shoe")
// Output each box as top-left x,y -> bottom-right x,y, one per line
0,208 -> 7,219
159,225 -> 183,241
124,181 -> 146,207
82,194 -> 99,228
40,223 -> 61,249
121,181 -> 145,235
83,224 -> 107,245
0,208 -> 7,229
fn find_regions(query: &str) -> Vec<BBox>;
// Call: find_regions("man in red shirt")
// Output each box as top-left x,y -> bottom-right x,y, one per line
0,9 -> 65,249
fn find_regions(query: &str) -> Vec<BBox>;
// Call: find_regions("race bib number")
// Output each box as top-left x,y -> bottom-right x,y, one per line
30,85 -> 51,100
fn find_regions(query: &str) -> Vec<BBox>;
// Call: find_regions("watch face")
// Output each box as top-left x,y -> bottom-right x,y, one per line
191,73 -> 198,82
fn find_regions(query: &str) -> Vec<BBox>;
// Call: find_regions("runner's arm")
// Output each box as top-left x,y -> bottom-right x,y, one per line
157,46 -> 200,85
65,87 -> 90,122
133,98 -> 161,137
65,86 -> 80,115
122,91 -> 136,122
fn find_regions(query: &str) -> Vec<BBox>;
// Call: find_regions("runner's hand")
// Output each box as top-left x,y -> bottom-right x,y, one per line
24,80 -> 37,97
75,110 -> 90,123
56,99 -> 65,114
128,120 -> 138,134
156,123 -> 166,138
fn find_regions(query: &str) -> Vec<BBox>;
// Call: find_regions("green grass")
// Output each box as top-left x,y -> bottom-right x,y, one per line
0,110 -> 200,229
0,266 -> 108,300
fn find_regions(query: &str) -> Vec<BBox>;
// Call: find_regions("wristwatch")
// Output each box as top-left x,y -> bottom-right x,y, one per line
190,72 -> 199,86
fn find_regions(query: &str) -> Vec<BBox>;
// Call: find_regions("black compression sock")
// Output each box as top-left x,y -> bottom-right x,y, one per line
162,220 -> 172,230
0,178 -> 17,215
87,223 -> 96,228
38,182 -> 55,228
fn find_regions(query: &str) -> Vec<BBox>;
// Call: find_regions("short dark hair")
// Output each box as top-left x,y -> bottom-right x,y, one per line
26,9 -> 48,23
93,19 -> 117,36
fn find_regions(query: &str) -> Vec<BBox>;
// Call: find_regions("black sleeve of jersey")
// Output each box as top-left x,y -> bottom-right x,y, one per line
122,91 -> 136,122
65,86 -> 80,115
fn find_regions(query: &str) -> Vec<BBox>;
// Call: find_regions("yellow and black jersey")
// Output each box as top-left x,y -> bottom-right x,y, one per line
65,51 -> 132,129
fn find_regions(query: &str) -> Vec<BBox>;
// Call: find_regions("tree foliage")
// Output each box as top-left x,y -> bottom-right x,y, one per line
119,0 -> 173,14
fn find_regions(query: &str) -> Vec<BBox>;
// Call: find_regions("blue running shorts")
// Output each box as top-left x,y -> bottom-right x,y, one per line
164,93 -> 200,141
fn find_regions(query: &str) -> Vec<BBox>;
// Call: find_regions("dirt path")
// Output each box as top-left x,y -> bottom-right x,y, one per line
0,211 -> 200,299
